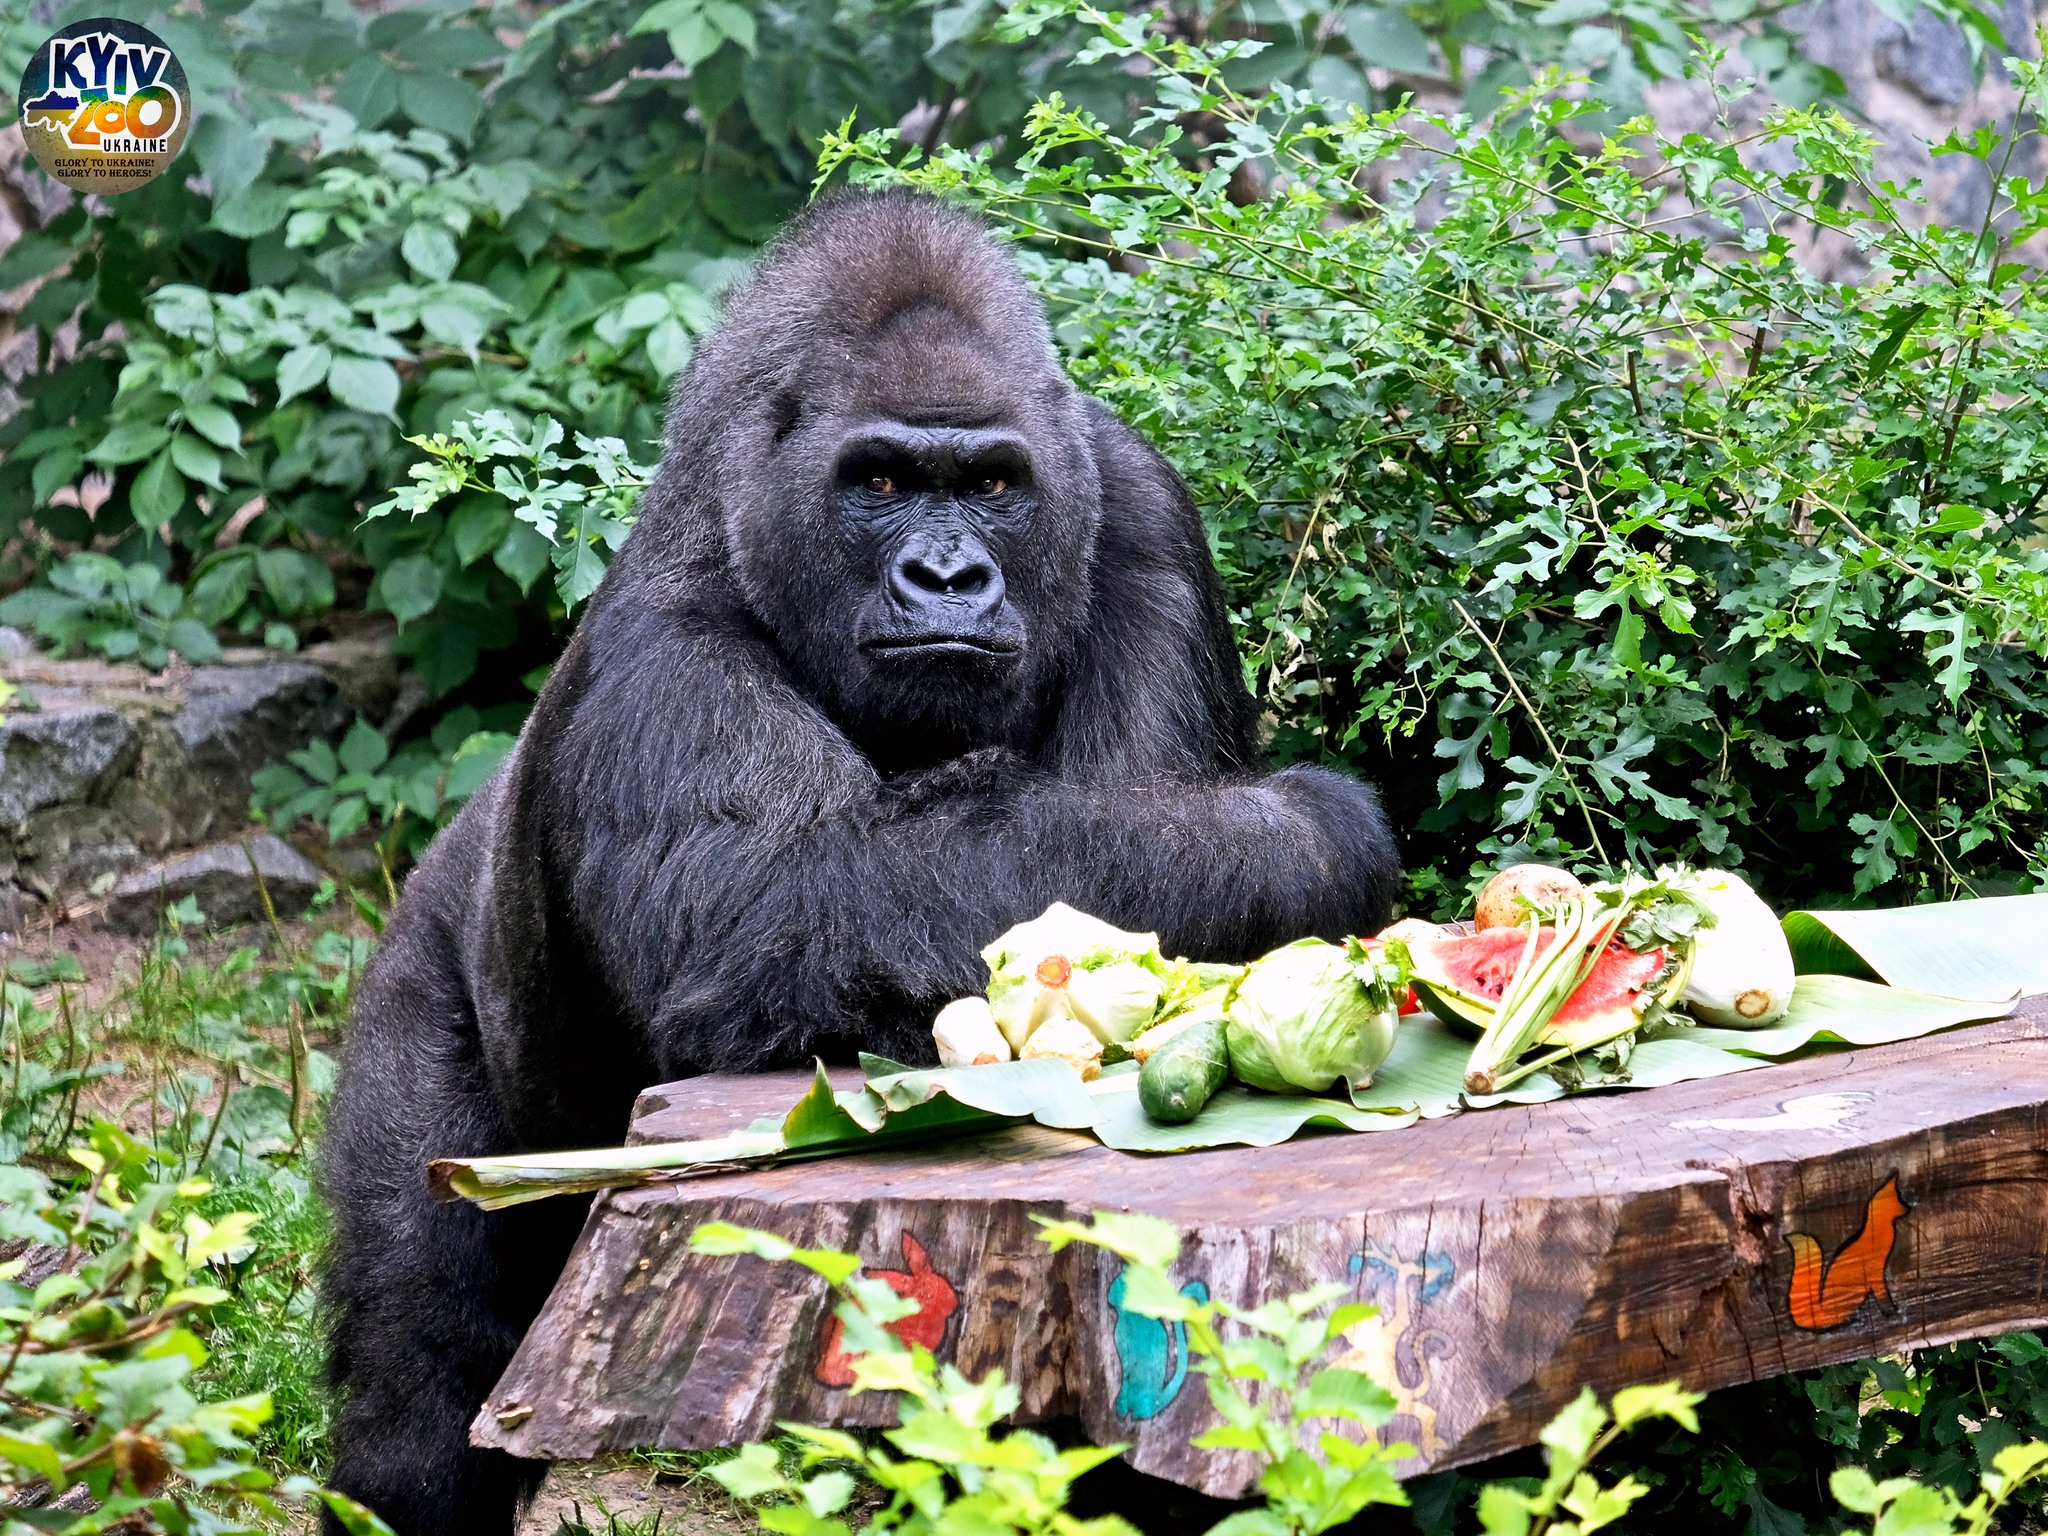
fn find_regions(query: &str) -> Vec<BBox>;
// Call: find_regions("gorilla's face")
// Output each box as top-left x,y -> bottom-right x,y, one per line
728,307 -> 1100,772
835,423 -> 1033,670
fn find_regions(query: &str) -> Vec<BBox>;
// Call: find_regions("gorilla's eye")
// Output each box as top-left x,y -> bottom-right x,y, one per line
977,477 -> 1008,496
866,475 -> 897,495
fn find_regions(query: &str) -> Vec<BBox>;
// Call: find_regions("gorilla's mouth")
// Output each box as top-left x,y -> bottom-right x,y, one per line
862,635 -> 1022,661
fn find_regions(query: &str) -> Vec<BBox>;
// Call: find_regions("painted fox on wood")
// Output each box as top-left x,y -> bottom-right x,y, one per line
1785,1175 -> 1908,1330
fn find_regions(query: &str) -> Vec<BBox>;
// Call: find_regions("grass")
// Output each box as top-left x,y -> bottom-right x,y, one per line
3,892 -> 363,1484
199,1165 -> 333,1477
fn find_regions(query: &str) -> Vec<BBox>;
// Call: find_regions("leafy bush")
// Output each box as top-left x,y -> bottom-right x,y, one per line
0,0 -> 1995,704
250,710 -> 517,869
0,553 -> 223,669
0,1120 -> 389,1532
815,2 -> 2048,906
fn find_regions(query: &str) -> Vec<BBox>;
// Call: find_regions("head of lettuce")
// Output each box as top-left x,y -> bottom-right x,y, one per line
1223,938 -> 1402,1093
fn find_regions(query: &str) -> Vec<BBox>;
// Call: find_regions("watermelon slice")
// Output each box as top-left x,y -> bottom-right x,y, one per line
1540,942 -> 1668,1049
1404,928 -> 1666,1047
1402,927 -> 1556,1034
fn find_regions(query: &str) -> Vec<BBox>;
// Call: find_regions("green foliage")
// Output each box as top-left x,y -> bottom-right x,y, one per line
1469,1382 -> 1702,1535
0,896 -> 375,1526
365,408 -> 657,612
0,0 -> 2004,717
693,1212 -> 1712,1536
0,1120 -> 386,1532
0,554 -> 223,669
821,3 -> 2048,907
250,707 -> 517,864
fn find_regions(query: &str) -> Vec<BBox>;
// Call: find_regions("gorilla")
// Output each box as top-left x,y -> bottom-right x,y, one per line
321,189 -> 1399,1535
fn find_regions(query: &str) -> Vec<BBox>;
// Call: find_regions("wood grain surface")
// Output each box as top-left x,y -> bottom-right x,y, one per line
474,996 -> 2048,1494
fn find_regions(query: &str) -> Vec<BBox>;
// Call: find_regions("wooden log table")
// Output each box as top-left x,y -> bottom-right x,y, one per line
474,994 -> 2048,1494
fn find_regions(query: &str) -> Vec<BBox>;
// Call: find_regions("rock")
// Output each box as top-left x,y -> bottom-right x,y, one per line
0,627 -> 33,660
105,833 -> 328,935
17,803 -> 139,895
170,662 -> 349,808
0,702 -> 141,825
302,632 -> 403,725
1876,14 -> 1973,108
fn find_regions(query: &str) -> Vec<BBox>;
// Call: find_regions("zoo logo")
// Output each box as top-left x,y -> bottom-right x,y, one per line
15,18 -> 191,195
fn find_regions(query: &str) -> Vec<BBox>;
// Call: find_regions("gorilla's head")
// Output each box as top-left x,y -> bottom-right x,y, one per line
643,191 -> 1103,770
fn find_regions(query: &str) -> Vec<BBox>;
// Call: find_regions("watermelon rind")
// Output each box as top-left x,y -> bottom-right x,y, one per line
1409,975 -> 1492,1035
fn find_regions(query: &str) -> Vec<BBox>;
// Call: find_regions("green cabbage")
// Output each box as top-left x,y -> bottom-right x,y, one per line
1223,939 -> 1399,1093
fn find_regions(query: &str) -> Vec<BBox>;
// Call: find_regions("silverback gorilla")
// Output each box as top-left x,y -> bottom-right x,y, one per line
321,190 -> 1399,1534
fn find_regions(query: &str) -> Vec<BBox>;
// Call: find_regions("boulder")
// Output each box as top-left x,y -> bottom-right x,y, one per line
0,701 -> 141,825
170,662 -> 349,807
105,833 -> 328,935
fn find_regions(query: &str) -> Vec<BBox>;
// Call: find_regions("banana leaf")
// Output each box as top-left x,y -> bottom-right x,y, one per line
1086,1061 -> 1417,1152
1463,972 -> 2018,1102
1783,893 -> 2048,1000
434,905 -> 2035,1203
430,1055 -> 1093,1209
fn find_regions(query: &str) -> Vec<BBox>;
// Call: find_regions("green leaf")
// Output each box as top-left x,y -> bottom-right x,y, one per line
256,547 -> 337,617
169,433 -> 225,490
1296,1366 -> 1397,1424
320,1491 -> 401,1536
131,447 -> 185,527
1861,302 -> 1930,382
0,1428 -> 66,1488
494,524 -> 553,593
708,1443 -> 790,1499
89,422 -> 172,467
276,344 -> 334,406
212,184 -> 293,238
398,71 -> 484,140
328,356 -> 403,419
377,554 -> 444,625
183,400 -> 243,450
336,58 -> 402,128
402,221 -> 460,282
1033,1209 -> 1183,1268
1609,1381 -> 1702,1433
1783,895 -> 2048,1000
166,618 -> 223,663
1341,6 -> 1434,72
188,553 -> 256,626
32,446 -> 82,504
338,720 -> 392,776
647,317 -> 695,376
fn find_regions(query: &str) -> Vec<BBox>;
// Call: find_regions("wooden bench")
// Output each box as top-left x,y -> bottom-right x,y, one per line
474,994 -> 2048,1495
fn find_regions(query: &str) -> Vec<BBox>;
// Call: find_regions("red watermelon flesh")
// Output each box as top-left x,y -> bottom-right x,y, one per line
1404,927 -> 1665,1047
1542,942 -> 1669,1048
1404,927 -> 1558,1030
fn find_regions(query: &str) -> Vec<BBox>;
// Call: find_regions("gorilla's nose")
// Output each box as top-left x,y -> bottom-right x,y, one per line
888,538 -> 1005,623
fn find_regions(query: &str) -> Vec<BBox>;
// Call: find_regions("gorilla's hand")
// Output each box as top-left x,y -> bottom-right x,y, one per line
883,746 -> 1034,810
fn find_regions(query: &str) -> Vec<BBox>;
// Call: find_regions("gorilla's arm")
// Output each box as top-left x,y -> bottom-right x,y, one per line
509,604 -> 1398,1077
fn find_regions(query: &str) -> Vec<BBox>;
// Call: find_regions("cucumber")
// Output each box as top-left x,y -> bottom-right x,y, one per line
1138,1018 -> 1229,1123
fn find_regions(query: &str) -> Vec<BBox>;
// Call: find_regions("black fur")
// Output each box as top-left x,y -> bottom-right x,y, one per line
320,190 -> 1399,1535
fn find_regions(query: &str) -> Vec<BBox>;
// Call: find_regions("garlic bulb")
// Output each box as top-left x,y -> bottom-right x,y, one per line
932,996 -> 1012,1068
1679,869 -> 1794,1026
